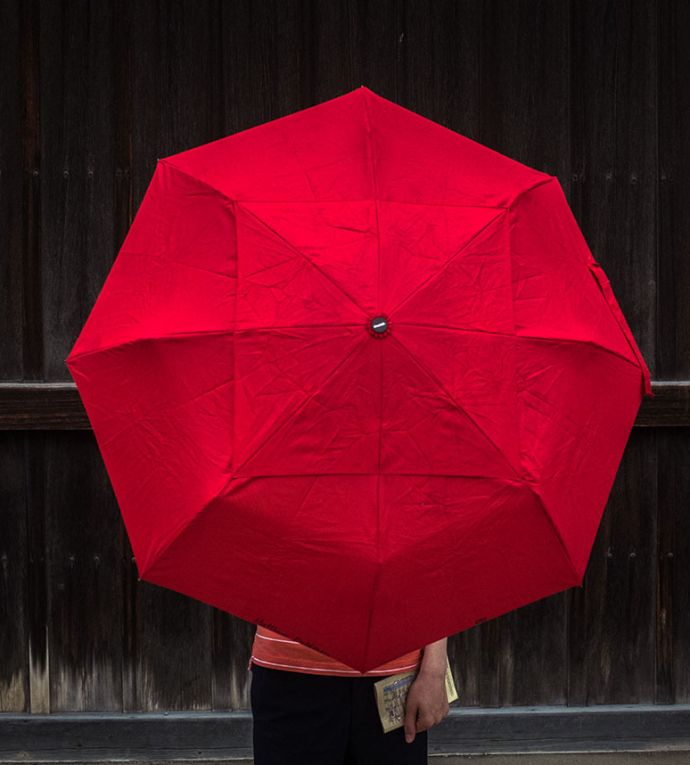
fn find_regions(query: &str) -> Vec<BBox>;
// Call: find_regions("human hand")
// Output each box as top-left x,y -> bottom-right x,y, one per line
403,668 -> 449,744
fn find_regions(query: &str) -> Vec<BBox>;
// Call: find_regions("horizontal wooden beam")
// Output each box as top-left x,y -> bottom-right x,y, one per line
0,381 -> 686,429
1,704 -> 690,758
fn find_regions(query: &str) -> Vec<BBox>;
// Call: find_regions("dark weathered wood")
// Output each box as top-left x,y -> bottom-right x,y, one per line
635,382 -> 690,427
0,433 -> 30,712
656,427 -> 690,705
25,431 -> 49,713
19,0 -> 43,382
45,431 -> 125,711
658,0 -> 690,383
2,0 -> 689,730
656,0 -> 690,708
572,428 -> 657,705
0,0 -> 25,380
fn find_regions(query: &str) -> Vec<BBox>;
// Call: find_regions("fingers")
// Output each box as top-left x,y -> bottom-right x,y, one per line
405,704 -> 451,742
404,700 -> 419,743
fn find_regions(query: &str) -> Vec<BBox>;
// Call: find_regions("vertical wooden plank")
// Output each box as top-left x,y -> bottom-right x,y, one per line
480,0 -> 571,178
41,0 -> 117,379
20,0 -> 43,381
0,434 -> 29,711
656,0 -> 689,382
46,432 -> 124,710
656,428 -> 690,703
657,0 -> 690,704
357,0 -> 406,101
212,612 -> 255,712
219,0 -> 317,136
26,432 -> 49,713
478,0 -> 572,708
568,0 -> 658,705
19,3 -> 47,717
403,0 -> 482,140
573,432 -> 657,704
17,0 -> 49,716
0,0 -> 24,379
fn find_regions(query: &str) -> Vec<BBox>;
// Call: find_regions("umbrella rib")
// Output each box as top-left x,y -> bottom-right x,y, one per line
224,199 -> 509,207
386,208 -> 508,320
393,322 -> 644,377
159,159 -> 372,325
99,375 -> 235,449
231,336 -> 370,476
237,203 -> 370,320
65,329 -> 235,363
227,471 -> 521,478
361,85 -> 384,673
140,472 -> 240,579
389,333 -> 523,480
523,483 -> 581,586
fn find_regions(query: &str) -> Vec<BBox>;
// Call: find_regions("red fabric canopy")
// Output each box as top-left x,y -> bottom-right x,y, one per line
65,86 -> 653,672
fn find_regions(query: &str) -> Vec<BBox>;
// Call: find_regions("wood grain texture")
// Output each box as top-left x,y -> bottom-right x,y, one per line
1,0 -> 687,718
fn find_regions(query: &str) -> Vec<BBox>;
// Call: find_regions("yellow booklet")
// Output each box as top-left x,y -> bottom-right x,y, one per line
373,655 -> 458,734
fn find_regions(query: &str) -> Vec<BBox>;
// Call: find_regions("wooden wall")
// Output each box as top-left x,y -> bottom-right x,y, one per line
1,0 -> 688,719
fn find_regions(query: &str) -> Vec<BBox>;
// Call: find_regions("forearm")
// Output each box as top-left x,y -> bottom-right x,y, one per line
418,636 -> 448,678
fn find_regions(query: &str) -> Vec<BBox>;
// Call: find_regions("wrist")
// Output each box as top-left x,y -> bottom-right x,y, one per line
419,636 -> 448,678
418,663 -> 446,680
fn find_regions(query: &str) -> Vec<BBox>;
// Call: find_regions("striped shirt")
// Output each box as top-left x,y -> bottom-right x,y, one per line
247,625 -> 423,677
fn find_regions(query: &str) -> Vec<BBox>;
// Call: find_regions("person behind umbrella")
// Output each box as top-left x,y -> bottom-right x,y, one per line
248,623 -> 449,764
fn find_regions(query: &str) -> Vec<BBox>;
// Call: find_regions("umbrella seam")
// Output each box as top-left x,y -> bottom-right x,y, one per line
506,204 -> 525,505
505,175 -> 557,210
507,174 -> 653,398
158,158 -> 236,208
206,199 -> 509,208
65,329 -> 235,363
236,202 -> 371,320
361,85 -> 383,672
231,336 -> 370,476
98,375 -> 235,449
391,323 -> 646,375
66,326 -> 380,364
386,209 -> 507,319
585,263 -> 653,398
389,333 -> 524,481
139,472 -> 240,579
231,198 -> 239,476
525,483 -> 581,586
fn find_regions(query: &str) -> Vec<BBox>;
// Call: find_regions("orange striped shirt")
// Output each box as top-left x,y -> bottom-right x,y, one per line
247,625 -> 423,677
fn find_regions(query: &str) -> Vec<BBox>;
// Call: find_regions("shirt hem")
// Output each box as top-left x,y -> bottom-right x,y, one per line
248,655 -> 419,677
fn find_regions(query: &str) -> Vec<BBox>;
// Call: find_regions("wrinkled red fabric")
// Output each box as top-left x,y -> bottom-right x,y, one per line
66,86 -> 653,672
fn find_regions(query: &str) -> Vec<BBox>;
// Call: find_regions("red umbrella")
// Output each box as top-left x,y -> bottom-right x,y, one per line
65,86 -> 653,672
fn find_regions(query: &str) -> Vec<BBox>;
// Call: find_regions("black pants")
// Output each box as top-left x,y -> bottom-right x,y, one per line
250,663 -> 428,764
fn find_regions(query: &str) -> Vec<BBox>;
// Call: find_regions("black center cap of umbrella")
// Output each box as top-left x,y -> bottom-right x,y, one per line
369,315 -> 390,337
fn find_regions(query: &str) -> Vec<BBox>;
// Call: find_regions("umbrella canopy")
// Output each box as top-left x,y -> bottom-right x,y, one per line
65,86 -> 653,672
